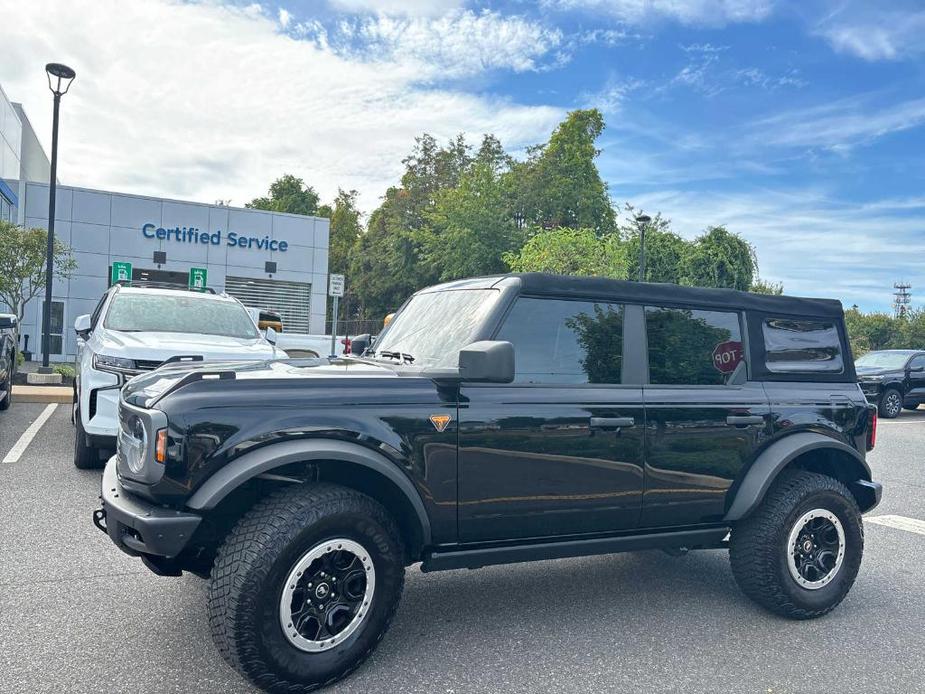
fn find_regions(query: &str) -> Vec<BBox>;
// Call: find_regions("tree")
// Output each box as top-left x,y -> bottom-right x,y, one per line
247,174 -> 321,216
513,109 -> 617,235
318,189 -> 362,275
750,278 -> 784,295
503,227 -> 623,277
0,220 -> 76,322
618,211 -> 686,284
679,225 -> 757,291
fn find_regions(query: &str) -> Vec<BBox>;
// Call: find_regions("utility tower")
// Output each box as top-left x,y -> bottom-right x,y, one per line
893,281 -> 912,317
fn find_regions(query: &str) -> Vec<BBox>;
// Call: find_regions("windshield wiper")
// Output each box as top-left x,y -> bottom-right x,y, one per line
378,350 -> 415,364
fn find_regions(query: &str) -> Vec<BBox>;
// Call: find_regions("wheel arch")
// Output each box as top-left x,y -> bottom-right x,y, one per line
725,432 -> 877,521
186,439 -> 432,560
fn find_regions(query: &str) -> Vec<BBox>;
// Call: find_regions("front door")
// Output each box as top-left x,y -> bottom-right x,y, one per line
641,305 -> 770,527
906,354 -> 925,404
458,297 -> 644,542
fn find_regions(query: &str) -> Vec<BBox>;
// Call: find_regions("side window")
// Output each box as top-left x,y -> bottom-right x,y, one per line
495,298 -> 624,384
89,293 -> 108,329
762,318 -> 843,373
909,355 -> 925,371
645,306 -> 743,385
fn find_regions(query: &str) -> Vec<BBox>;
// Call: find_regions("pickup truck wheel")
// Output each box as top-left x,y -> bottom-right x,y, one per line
729,470 -> 863,619
208,482 -> 405,692
0,362 -> 12,411
73,406 -> 102,469
878,388 -> 902,418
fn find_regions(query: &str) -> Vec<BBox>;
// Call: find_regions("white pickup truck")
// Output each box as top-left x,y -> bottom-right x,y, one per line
244,307 -> 347,358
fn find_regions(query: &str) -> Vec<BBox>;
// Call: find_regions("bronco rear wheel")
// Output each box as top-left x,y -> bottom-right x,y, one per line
729,470 -> 863,619
208,483 -> 405,692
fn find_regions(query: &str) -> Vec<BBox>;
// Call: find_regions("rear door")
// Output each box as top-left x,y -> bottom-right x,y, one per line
641,305 -> 770,527
457,297 -> 645,542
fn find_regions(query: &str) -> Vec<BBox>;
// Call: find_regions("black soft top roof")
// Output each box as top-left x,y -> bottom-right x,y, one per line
426,273 -> 845,318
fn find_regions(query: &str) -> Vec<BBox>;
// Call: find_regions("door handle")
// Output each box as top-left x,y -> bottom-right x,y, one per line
590,417 -> 635,429
726,415 -> 765,426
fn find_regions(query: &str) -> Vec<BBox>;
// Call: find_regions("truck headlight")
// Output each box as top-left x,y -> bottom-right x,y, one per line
94,354 -> 137,375
120,415 -> 148,474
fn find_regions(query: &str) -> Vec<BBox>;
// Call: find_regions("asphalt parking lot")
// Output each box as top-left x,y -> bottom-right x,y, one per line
1,403 -> 923,694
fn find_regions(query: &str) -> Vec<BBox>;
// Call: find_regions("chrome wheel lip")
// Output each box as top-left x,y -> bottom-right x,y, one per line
279,538 -> 375,653
786,509 -> 845,590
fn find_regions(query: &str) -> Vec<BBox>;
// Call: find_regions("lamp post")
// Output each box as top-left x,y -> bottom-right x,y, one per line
40,63 -> 76,372
635,214 -> 651,282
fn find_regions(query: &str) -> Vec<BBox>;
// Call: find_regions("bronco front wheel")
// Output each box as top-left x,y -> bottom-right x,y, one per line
208,483 -> 405,692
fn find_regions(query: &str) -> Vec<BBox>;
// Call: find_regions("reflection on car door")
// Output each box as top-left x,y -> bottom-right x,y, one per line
906,354 -> 925,405
641,306 -> 770,527
458,298 -> 644,543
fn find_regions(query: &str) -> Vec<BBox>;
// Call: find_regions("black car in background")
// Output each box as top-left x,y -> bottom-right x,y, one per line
856,349 -> 925,418
0,314 -> 17,412
95,274 -> 880,692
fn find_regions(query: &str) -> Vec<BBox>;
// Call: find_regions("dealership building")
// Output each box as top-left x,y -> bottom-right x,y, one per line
1,83 -> 330,361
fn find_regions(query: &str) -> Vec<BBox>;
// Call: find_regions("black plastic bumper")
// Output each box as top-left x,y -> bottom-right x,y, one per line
94,456 -> 201,559
851,479 -> 883,513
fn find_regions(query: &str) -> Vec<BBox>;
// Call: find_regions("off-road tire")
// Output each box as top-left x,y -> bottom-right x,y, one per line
208,482 -> 405,692
729,470 -> 863,619
73,406 -> 102,469
0,361 -> 12,411
878,388 -> 903,418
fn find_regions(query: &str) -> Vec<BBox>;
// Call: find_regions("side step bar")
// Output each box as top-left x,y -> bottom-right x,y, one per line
421,526 -> 729,573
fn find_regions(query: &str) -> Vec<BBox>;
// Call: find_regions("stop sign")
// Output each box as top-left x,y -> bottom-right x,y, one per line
712,340 -> 743,374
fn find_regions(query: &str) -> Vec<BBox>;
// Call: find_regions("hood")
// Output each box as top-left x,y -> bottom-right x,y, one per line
122,357 -> 400,408
855,366 -> 903,378
100,329 -> 278,361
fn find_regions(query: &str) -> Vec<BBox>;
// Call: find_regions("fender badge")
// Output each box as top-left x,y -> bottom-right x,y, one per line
429,414 -> 451,432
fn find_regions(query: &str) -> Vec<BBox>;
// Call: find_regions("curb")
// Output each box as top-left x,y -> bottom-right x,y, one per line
12,385 -> 74,403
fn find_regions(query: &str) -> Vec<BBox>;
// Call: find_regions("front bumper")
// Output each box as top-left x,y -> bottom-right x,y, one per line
94,456 -> 201,559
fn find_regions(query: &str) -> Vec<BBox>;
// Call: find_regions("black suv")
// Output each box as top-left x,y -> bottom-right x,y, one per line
95,274 -> 881,692
856,349 -> 925,418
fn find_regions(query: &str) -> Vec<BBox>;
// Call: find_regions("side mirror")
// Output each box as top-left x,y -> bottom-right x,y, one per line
74,314 -> 91,340
350,333 -> 371,355
0,314 -> 16,330
264,326 -> 278,345
458,341 -> 514,383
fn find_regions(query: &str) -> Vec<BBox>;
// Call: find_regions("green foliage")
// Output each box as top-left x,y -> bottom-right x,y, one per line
0,220 -> 76,320
503,227 -> 622,277
566,304 -> 624,383
16,350 -> 24,367
750,278 -> 784,295
678,225 -> 757,291
52,364 -> 76,379
844,306 -> 925,357
619,212 -> 686,283
318,189 -> 362,275
513,109 -> 616,235
247,174 -> 320,216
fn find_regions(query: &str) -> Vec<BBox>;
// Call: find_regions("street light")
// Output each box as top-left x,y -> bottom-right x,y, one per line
635,214 -> 651,282
40,62 -> 76,372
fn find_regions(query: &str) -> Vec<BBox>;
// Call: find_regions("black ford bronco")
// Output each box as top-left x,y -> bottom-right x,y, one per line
95,273 -> 881,692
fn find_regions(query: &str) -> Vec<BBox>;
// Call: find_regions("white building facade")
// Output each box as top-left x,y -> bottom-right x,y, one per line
1,84 -> 330,362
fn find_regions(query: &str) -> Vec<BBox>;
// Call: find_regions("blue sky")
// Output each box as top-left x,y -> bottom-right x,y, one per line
3,0 -> 924,310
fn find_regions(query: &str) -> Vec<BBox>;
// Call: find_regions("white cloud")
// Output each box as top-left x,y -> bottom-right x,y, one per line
545,0 -> 773,26
749,96 -> 925,150
327,0 -> 464,16
0,0 -> 564,212
278,7 -> 292,28
313,10 -> 564,79
817,8 -> 925,61
627,187 -> 925,309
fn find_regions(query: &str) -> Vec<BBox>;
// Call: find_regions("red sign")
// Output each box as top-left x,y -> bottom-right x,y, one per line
712,340 -> 743,374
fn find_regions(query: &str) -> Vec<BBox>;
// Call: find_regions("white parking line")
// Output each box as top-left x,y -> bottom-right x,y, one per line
2,403 -> 58,464
866,515 -> 925,536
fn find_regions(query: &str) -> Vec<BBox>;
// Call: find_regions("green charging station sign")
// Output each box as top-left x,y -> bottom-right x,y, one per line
189,267 -> 208,291
111,261 -> 132,285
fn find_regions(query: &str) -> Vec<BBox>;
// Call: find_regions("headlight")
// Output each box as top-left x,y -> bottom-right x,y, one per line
94,353 -> 137,374
120,415 -> 148,474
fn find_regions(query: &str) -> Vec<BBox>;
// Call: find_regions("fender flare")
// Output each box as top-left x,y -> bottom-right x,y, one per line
186,438 -> 432,545
724,432 -> 872,522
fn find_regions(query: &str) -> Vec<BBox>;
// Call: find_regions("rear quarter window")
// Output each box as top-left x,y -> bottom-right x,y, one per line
762,318 -> 843,373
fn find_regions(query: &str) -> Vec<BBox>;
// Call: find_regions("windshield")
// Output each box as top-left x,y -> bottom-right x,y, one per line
373,289 -> 500,367
104,293 -> 260,339
855,351 -> 911,370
